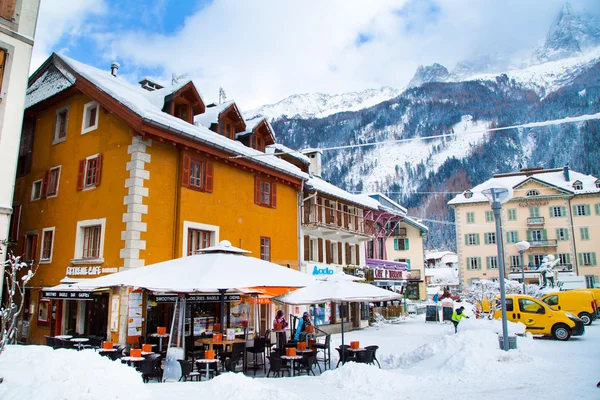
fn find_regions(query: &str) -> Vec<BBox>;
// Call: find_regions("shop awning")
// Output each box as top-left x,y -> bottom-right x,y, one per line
248,286 -> 298,304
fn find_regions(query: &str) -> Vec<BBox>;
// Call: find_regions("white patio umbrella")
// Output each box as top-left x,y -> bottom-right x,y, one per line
272,273 -> 400,363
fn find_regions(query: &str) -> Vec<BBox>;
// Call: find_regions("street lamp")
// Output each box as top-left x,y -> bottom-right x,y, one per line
515,241 -> 531,295
481,186 -> 513,351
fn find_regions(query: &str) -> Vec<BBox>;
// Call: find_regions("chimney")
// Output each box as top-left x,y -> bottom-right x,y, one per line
110,62 -> 120,77
563,164 -> 570,181
302,148 -> 323,178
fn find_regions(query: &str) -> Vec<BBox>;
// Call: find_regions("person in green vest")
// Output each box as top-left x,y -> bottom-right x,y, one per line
451,306 -> 469,333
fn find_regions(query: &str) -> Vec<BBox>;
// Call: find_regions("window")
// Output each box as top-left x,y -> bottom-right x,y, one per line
572,180 -> 582,191
465,233 -> 479,246
53,106 -> 69,143
543,295 -> 558,307
580,227 -> 590,241
550,206 -> 565,218
77,154 -> 103,190
529,207 -> 540,218
573,204 -> 590,216
46,166 -> 61,197
8,204 -> 21,242
596,204 -> 600,216
510,255 -> 522,267
486,256 -> 498,269
187,229 -> 211,256
466,257 -> 481,270
174,103 -> 191,123
526,189 -> 540,196
518,298 -> 544,314
72,218 -> 106,262
484,232 -> 496,245
532,254 -> 545,267
529,230 -> 543,241
507,208 -> 517,221
181,154 -> 214,193
309,238 -> 316,261
485,211 -> 494,222
506,231 -> 518,243
40,227 -> 55,263
377,238 -> 384,258
596,179 -> 600,189
250,135 -> 264,151
81,101 -> 99,134
394,238 -> 409,250
558,253 -> 570,266
23,233 -> 38,263
464,190 -> 473,199
260,237 -> 271,261
367,241 -> 374,259
254,176 -> 276,208
556,228 -> 569,241
585,275 -> 596,289
0,49 -> 5,90
31,179 -> 42,201
466,212 -> 475,224
579,252 -> 597,266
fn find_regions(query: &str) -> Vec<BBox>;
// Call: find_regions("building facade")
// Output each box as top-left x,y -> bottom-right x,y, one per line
12,53 -> 306,344
449,166 -> 600,289
0,0 -> 40,299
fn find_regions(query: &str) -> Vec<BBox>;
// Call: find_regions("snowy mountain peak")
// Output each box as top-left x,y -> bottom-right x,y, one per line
408,63 -> 449,87
533,2 -> 600,63
450,53 -> 509,80
244,86 -> 401,121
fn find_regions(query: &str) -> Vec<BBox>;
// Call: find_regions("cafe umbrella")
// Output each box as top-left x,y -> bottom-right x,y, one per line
272,273 -> 401,363
80,240 -> 315,379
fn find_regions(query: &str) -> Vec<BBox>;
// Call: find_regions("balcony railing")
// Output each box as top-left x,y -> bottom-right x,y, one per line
406,269 -> 421,280
527,217 -> 545,226
509,264 -> 573,273
528,239 -> 558,247
387,227 -> 407,237
302,204 -> 375,236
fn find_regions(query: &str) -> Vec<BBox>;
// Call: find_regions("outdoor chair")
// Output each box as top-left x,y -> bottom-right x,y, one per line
266,355 -> 290,378
177,359 -> 201,382
245,337 -> 267,376
197,360 -> 220,380
365,345 -> 381,368
185,336 -> 205,363
107,351 -> 122,362
44,336 -> 55,349
86,336 -> 102,349
296,352 -> 317,376
60,339 -> 75,350
220,341 -> 245,371
335,346 -> 356,367
283,340 -> 298,349
53,338 -> 64,349
140,355 -> 162,383
263,329 -> 272,356
313,334 -> 331,370
223,353 -> 242,373
354,349 -> 376,366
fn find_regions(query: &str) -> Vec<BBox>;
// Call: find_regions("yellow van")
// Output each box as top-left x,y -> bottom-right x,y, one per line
493,294 -> 584,341
573,288 -> 600,317
540,290 -> 598,325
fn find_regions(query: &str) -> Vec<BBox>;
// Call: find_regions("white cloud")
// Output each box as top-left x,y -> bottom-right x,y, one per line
30,0 -> 106,71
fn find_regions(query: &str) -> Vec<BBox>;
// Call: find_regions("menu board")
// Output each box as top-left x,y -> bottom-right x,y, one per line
128,291 -> 143,337
110,295 -> 120,332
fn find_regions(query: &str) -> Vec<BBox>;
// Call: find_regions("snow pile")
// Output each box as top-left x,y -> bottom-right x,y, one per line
459,318 -> 527,335
0,345 -> 149,400
201,373 -> 301,400
319,362 -> 398,397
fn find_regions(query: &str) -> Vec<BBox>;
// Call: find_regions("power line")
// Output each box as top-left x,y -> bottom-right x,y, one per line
405,215 -> 600,229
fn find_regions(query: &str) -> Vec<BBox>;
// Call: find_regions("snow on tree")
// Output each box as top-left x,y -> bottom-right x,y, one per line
464,279 -> 523,318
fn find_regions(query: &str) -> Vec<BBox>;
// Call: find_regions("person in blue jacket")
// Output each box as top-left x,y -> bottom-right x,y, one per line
294,312 -> 313,341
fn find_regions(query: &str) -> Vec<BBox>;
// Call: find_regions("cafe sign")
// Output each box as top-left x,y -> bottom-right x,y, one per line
42,290 -> 93,300
373,268 -> 404,281
66,266 -> 119,276
149,294 -> 242,303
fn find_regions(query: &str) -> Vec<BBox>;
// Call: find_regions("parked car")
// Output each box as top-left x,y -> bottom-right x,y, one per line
493,294 -> 584,341
540,290 -> 597,325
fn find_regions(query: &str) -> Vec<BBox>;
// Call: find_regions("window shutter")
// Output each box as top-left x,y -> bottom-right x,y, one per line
254,176 -> 261,204
486,257 -> 490,269
475,233 -> 480,245
31,234 -> 38,263
514,232 -> 519,242
318,238 -> 323,262
549,207 -> 554,218
528,254 -> 534,266
204,162 -> 214,193
585,204 -> 591,216
0,0 -> 16,20
541,229 -> 547,240
337,243 -> 342,264
355,244 -> 360,264
572,206 -> 577,216
577,253 -> 583,266
394,238 -> 399,250
596,204 -> 600,215
41,170 -> 50,199
181,153 -> 191,187
325,240 -> 332,264
406,259 -> 411,269
271,182 -> 277,208
565,253 -> 570,264
477,257 -> 482,270
464,234 -> 468,246
526,230 -> 532,241
592,253 -> 597,266
345,243 -> 351,264
484,234 -> 489,245
94,153 -> 103,186
303,236 -> 310,261
77,159 -> 86,190
9,204 -> 21,242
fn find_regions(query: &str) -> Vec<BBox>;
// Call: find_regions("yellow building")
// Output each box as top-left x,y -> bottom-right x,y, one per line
449,166 -> 600,289
12,54 -> 306,344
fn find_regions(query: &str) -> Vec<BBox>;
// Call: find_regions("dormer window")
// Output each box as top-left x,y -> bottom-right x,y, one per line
250,135 -> 264,152
526,189 -> 540,196
174,103 -> 191,123
464,190 -> 473,199
595,179 -> 600,189
573,180 -> 583,190
219,122 -> 234,139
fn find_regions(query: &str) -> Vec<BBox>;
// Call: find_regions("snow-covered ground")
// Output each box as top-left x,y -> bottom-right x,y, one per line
2,315 -> 599,399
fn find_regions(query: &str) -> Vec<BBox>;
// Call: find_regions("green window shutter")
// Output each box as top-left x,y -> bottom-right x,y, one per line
555,228 -> 561,240
484,234 -> 489,245
475,234 -> 480,245
515,232 -> 519,242
592,253 -> 597,266
541,229 -> 547,240
549,207 -> 554,218
477,257 -> 482,270
406,259 -> 411,269
486,257 -> 490,269
585,204 -> 591,215
595,203 -> 600,215
572,205 -> 577,216
565,229 -> 570,240
578,253 -> 583,266
466,258 -> 470,269
561,206 -> 566,216
528,254 -> 534,266
394,238 -> 398,250
565,253 -> 571,264
405,238 -> 409,250
464,234 -> 468,246
526,230 -> 532,241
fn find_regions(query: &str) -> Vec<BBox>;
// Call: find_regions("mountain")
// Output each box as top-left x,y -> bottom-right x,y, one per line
533,2 -> 600,63
450,53 -> 509,80
244,86 -> 401,121
408,63 -> 450,87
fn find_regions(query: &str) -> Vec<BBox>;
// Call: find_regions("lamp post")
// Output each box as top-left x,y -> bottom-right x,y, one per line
515,241 -> 531,295
482,187 -> 512,351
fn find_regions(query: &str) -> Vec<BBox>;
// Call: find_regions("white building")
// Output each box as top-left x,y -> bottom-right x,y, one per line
0,0 -> 40,296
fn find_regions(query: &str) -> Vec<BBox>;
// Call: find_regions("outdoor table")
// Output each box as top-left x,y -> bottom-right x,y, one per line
296,348 -> 313,354
97,348 -> 118,353
280,355 -> 303,376
150,333 -> 169,352
54,335 -> 73,340
196,359 -> 220,381
70,338 -> 89,351
195,338 -> 246,351
141,351 -> 155,356
121,356 -> 145,367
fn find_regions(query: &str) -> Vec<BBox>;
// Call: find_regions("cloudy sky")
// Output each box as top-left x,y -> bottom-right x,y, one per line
31,0 -> 599,109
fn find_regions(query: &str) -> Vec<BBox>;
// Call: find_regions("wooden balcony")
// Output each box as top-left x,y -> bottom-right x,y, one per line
527,217 -> 545,226
387,227 -> 407,237
302,204 -> 374,236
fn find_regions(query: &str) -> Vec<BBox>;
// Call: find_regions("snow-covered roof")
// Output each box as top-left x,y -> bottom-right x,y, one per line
364,193 -> 408,215
25,65 -> 75,109
302,148 -> 323,154
28,54 -> 307,180
425,251 -> 457,261
235,117 -> 277,143
194,100 -> 236,128
266,143 -> 310,165
403,216 -> 429,233
142,79 -> 199,110
448,168 -> 600,205
306,177 -> 379,209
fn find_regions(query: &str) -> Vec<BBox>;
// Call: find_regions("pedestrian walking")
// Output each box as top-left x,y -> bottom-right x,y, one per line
451,306 -> 469,333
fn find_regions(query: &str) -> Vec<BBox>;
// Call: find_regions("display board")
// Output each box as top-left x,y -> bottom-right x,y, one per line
425,305 -> 439,322
442,306 -> 453,322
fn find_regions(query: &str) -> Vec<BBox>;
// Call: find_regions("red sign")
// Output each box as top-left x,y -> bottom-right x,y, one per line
373,268 -> 404,280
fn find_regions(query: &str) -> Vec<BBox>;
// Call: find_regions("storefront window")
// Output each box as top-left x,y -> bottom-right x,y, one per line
310,303 -> 331,325
406,283 -> 420,300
